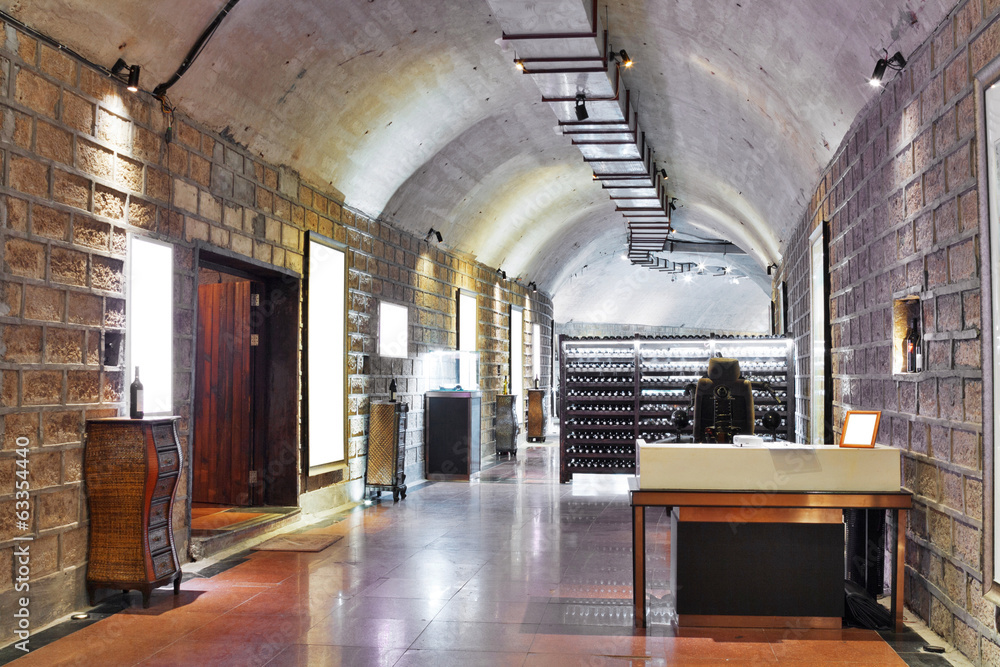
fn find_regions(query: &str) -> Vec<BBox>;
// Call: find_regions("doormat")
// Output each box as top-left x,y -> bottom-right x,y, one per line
254,534 -> 342,552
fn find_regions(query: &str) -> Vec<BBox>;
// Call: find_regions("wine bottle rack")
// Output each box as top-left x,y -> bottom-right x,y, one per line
559,334 -> 794,483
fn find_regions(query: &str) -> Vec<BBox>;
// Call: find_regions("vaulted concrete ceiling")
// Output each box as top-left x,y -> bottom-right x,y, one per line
2,0 -> 952,329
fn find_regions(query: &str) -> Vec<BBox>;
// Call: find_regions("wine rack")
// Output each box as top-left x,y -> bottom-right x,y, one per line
559,334 -> 794,483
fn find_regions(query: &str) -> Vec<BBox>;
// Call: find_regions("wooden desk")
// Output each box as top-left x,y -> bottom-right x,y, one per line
629,479 -> 912,632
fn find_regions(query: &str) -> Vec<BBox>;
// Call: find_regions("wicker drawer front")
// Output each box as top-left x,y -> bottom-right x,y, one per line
151,550 -> 176,579
157,448 -> 179,473
152,423 -> 175,450
149,500 -> 169,527
148,526 -> 169,553
152,475 -> 176,500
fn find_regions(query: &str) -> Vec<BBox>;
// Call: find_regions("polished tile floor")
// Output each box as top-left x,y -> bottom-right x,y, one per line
9,443 -> 943,666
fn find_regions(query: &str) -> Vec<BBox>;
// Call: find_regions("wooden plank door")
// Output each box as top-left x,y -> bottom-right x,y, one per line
194,280 -> 253,505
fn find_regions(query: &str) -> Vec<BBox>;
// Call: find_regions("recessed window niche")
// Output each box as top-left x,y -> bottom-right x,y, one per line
892,297 -> 923,375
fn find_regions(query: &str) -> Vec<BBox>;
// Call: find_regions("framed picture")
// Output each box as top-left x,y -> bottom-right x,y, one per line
839,410 -> 881,448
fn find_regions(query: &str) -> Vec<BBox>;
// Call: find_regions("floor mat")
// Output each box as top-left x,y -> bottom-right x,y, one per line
253,534 -> 343,552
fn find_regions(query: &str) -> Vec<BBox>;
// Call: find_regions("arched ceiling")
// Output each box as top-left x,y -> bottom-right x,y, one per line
1,0 -> 953,330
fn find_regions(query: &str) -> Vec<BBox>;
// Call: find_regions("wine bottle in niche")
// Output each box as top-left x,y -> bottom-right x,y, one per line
904,318 -> 920,373
389,378 -> 397,402
130,367 -> 144,419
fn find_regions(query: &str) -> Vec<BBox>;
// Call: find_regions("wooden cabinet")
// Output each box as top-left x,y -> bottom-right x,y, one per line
527,389 -> 546,442
425,391 -> 481,480
84,417 -> 182,607
365,401 -> 408,501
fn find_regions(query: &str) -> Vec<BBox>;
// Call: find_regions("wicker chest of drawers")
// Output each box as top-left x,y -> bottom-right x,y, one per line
84,417 -> 182,607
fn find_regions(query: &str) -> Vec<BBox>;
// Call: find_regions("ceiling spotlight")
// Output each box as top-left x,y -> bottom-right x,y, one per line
766,262 -> 778,275
529,281 -> 537,292
497,267 -> 506,279
869,51 -> 906,87
575,93 -> 589,121
668,198 -> 677,212
696,262 -> 706,272
425,228 -> 442,243
127,65 -> 140,92
621,254 -> 629,261
514,58 -> 524,72
111,58 -> 127,76
659,169 -> 668,180
724,265 -> 732,274
682,274 -> 693,283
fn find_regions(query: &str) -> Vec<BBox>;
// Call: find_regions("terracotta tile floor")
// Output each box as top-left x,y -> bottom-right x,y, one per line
8,443 -> 947,666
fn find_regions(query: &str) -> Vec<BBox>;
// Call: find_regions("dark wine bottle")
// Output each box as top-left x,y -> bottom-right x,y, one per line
904,318 -> 920,373
130,366 -> 144,419
389,377 -> 397,402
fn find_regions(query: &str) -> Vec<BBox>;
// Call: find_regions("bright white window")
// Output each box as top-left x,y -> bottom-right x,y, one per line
532,322 -> 541,382
307,238 -> 346,468
809,225 -> 826,445
379,302 -> 408,358
985,82 -> 1000,586
127,236 -> 173,415
458,291 -> 477,351
510,306 -> 523,422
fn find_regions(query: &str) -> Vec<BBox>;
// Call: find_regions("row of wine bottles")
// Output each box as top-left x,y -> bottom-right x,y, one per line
565,445 -> 635,456
566,458 -> 636,470
565,431 -> 633,441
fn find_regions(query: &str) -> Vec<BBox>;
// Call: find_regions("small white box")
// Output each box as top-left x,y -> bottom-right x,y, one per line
732,435 -> 765,447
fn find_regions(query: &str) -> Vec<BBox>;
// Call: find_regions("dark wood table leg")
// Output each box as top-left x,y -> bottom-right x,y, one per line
892,508 -> 906,632
633,503 -> 646,628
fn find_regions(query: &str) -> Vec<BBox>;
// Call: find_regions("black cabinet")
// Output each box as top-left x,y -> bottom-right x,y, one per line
425,391 -> 481,480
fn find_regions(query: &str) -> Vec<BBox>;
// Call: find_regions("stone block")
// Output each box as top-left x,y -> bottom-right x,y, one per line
50,247 -> 87,287
66,370 -> 98,403
933,197 -> 958,240
3,324 -> 42,363
66,292 -> 101,327
231,233 -> 252,257
9,154 -> 49,198
96,108 -> 131,151
4,237 -> 45,279
177,122 -> 200,150
32,204 -> 69,241
955,339 -> 980,370
190,154 -> 210,188
945,142 -> 972,191
185,217 -> 209,242
965,478 -> 983,521
61,92 -> 93,134
0,282 -> 22,318
92,256 -> 124,293
949,238 -> 977,282
274,197 -> 290,221
104,298 -> 125,328
11,109 -> 31,150
964,378 -> 982,423
23,370 -> 63,405
256,186 -> 273,212
115,155 -> 143,194
962,290 -> 980,329
5,195 -> 28,232
952,430 -> 979,469
46,327 -> 83,365
94,184 -> 125,219
3,412 -> 39,449
173,179 -> 198,214
2,371 -> 17,407
953,520 -> 979,568
39,44 -> 75,84
63,447 -> 84,485
38,487 -> 78,530
209,225 -> 229,248
14,69 -> 59,119
234,176 -> 254,205
927,508 -> 952,553
35,121 -> 72,165
133,126 -> 163,165
127,198 -> 156,230
71,214 -> 109,251
146,167 -> 170,202
199,191 -> 222,223
53,169 -> 91,211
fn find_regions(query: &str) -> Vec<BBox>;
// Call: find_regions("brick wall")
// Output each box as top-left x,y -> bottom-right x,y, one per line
0,22 -> 553,642
785,1 -> 998,661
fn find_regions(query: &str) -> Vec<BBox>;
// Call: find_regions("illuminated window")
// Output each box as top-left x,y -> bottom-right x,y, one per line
532,322 -> 541,381
379,302 -> 408,358
307,237 -> 346,468
127,236 -> 173,415
510,306 -> 523,421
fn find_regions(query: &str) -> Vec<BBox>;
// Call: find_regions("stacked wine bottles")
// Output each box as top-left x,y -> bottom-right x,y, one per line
559,334 -> 795,483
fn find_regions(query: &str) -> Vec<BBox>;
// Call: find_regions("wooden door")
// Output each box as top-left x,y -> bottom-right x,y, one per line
194,280 -> 254,505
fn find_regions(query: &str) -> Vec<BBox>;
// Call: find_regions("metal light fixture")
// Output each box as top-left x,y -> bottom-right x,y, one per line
766,263 -> 778,275
127,65 -> 141,92
529,281 -> 537,292
668,198 -> 677,212
609,48 -> 633,68
111,58 -> 141,93
575,93 -> 588,121
496,267 -> 507,279
659,169 -> 668,180
425,228 -> 442,243
869,51 -> 906,87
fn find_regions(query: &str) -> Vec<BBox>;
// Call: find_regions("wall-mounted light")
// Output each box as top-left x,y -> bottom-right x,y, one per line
514,50 -> 524,71
609,48 -> 633,68
575,93 -> 589,121
869,51 -> 906,87
668,198 -> 677,212
425,228 -> 443,243
496,267 -> 507,279
658,169 -> 668,180
766,262 -> 778,275
111,58 -> 141,93
528,281 -> 537,292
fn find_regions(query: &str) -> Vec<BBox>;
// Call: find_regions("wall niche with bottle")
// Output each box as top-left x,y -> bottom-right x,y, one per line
892,297 -> 923,375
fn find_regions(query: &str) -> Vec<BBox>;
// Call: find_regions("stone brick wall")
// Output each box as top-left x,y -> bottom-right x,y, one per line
0,22 -> 553,642
785,1 -> 998,661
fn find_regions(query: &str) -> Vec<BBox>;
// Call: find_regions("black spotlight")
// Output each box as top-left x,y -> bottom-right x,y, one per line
529,281 -> 537,292
425,228 -> 442,243
669,198 -> 677,211
870,51 -> 906,87
111,58 -> 128,76
127,65 -> 140,92
575,93 -> 589,121
659,169 -> 668,179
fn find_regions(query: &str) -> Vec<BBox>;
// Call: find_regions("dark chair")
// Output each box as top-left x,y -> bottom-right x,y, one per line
692,357 -> 755,443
